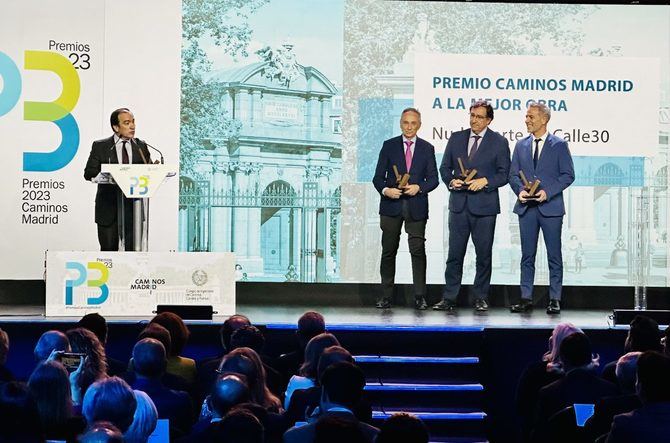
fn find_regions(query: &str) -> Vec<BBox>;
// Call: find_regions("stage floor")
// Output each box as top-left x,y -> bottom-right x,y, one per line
0,303 -> 620,330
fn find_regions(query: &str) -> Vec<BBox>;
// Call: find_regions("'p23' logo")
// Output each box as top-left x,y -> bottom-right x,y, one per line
65,261 -> 109,305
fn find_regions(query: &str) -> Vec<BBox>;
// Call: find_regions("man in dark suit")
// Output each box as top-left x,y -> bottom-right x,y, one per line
433,100 -> 511,312
509,101 -> 574,314
283,362 -> 379,443
605,351 -> 670,443
84,108 -> 153,251
372,107 -> 439,309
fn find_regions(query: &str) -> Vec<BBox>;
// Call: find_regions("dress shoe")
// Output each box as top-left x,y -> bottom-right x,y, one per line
510,299 -> 533,313
474,298 -> 489,312
375,298 -> 391,309
432,299 -> 457,311
546,299 -> 561,315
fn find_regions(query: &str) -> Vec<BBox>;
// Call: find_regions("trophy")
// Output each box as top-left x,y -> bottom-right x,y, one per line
392,165 -> 410,188
519,170 -> 541,200
453,157 -> 477,191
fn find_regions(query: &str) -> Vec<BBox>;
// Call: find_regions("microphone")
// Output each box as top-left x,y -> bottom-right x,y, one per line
135,137 -> 164,164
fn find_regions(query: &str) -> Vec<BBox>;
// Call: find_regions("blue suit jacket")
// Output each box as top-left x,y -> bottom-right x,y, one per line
440,128 -> 510,216
372,135 -> 438,221
509,133 -> 575,217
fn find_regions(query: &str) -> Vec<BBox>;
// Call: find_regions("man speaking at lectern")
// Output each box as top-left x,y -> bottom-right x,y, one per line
84,108 -> 153,251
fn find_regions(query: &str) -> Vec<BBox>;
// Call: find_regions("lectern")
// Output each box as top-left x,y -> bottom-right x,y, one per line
100,164 -> 176,251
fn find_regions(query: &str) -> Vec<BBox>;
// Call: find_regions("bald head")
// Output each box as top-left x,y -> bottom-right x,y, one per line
211,374 -> 250,417
133,338 -> 166,378
34,330 -> 70,362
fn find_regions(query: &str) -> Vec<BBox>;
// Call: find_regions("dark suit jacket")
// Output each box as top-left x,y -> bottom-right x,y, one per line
131,377 -> 194,437
605,401 -> 670,443
534,368 -> 618,440
584,393 -> 641,441
83,135 -> 152,226
283,410 -> 379,443
372,136 -> 438,221
509,133 -> 574,217
285,386 -> 373,427
440,128 -> 510,216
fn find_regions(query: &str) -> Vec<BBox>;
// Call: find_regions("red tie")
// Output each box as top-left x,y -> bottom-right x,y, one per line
121,140 -> 129,164
404,140 -> 413,171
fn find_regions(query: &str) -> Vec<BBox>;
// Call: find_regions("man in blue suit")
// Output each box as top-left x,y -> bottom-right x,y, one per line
372,108 -> 439,309
509,101 -> 574,314
433,101 -> 511,312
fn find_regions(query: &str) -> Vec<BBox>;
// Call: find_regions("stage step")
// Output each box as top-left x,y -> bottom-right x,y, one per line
357,355 -> 481,382
372,409 -> 487,437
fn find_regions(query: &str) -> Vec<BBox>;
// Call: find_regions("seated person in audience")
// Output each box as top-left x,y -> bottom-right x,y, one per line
375,412 -> 429,443
28,360 -> 87,442
231,402 -> 290,443
515,322 -> 582,442
585,352 -> 642,441
0,328 -> 13,382
285,333 -> 340,410
150,311 -> 197,384
0,381 -> 43,443
124,390 -> 158,443
284,361 -> 378,443
276,312 -> 326,385
601,315 -> 661,385
212,408 -> 265,443
34,329 -> 70,363
286,346 -> 371,426
663,325 -> 670,357
313,415 -> 368,443
197,314 -> 251,400
231,347 -> 283,412
82,376 -> 137,434
605,351 -> 670,443
230,325 -> 283,396
188,373 -> 251,443
67,327 -> 109,400
532,332 -> 617,442
129,337 -> 193,438
78,420 -> 125,443
78,313 -> 127,377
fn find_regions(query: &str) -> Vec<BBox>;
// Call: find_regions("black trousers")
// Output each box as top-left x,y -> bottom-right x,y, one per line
442,208 -> 496,301
379,200 -> 427,300
97,197 -> 135,251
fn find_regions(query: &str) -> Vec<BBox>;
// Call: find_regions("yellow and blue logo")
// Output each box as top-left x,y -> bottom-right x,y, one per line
65,261 -> 109,305
130,175 -> 149,196
0,50 -> 80,172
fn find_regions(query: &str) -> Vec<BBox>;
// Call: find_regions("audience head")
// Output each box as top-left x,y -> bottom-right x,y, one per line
636,350 -> 670,404
138,323 -> 172,357
83,376 -> 137,433
543,322 -> 583,372
615,351 -> 642,394
317,345 -> 354,384
300,332 -> 340,380
78,313 -> 109,345
132,338 -> 167,379
314,415 -> 367,443
67,327 -> 108,395
320,361 -> 366,410
626,315 -> 662,353
230,325 -> 266,354
559,332 -> 596,372
376,412 -> 429,443
79,421 -> 125,443
664,325 -> 670,357
0,327 -> 8,366
221,314 -> 252,352
297,311 -> 326,348
124,390 -> 158,443
34,330 -> 70,362
0,381 -> 42,440
150,311 -> 190,357
225,347 -> 281,410
210,373 -> 250,417
212,409 -> 264,443
28,360 -> 72,430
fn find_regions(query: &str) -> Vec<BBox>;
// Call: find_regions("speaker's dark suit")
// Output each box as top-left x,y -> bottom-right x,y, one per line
372,136 -> 438,300
440,128 -> 510,301
509,133 -> 574,300
83,136 -> 152,251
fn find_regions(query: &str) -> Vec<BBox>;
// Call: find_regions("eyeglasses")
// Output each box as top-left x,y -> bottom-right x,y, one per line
469,113 -> 489,121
